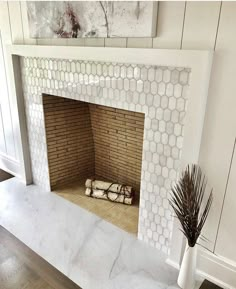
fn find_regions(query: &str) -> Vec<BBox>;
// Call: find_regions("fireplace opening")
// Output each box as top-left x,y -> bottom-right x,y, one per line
43,94 -> 145,234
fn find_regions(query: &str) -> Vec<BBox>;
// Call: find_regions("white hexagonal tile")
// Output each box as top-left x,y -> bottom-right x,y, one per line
177,98 -> 185,111
144,81 -> 150,94
158,82 -> 165,96
159,155 -> 167,166
169,97 -> 176,110
163,109 -> 171,122
171,110 -> 180,123
171,70 -> 179,84
151,82 -> 158,95
156,108 -> 163,120
150,141 -> 157,153
153,94 -> 161,107
177,136 -> 183,149
179,70 -> 189,85
166,83 -> 174,97
148,162 -> 155,174
161,133 -> 168,145
134,67 -> 141,79
146,93 -> 153,106
155,68 -> 163,83
159,120 -> 166,132
148,67 -> 155,82
169,135 -> 176,147
154,131 -> 161,143
163,69 -> 171,83
141,67 -> 148,80
157,224 -> 163,235
149,107 -> 156,119
174,83 -> 182,98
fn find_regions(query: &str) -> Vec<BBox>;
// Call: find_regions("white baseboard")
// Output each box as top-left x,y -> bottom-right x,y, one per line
0,153 -> 23,181
167,247 -> 236,289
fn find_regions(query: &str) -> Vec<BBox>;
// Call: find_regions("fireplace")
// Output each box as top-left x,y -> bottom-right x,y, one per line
20,56 -> 190,253
42,94 -> 144,234
43,94 -> 144,192
7,44 -> 212,258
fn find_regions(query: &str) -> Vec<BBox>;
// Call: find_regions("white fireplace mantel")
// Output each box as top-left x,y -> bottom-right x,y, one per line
6,44 -> 213,267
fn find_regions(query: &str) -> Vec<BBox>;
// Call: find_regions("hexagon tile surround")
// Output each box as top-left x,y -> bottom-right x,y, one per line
20,57 -> 190,254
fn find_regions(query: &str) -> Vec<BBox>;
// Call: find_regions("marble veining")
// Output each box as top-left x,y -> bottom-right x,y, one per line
0,178 -> 178,289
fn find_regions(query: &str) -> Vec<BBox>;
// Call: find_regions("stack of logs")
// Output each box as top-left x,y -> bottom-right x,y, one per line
85,179 -> 134,205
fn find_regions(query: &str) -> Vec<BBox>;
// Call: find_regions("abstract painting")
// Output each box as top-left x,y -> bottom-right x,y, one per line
27,1 -> 157,38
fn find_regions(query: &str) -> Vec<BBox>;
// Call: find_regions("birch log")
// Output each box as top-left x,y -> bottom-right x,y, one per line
85,179 -> 133,197
85,188 -> 133,205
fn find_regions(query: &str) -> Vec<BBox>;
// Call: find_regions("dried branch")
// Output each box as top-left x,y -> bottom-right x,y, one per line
169,164 -> 213,247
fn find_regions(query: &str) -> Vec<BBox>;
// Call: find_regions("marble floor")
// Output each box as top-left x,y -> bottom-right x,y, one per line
0,177 -> 180,289
54,180 -> 139,235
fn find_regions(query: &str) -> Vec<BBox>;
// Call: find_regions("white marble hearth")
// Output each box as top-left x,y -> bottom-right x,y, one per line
0,178 -> 179,289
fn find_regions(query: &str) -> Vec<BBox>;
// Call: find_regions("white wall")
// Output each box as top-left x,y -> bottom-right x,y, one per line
0,1 -> 236,286
0,2 -> 18,174
215,138 -> 236,264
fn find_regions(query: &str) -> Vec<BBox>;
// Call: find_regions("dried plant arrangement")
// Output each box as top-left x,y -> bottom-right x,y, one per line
169,164 -> 213,247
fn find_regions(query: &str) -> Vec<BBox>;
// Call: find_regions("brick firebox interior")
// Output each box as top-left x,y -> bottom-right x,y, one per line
43,94 -> 145,195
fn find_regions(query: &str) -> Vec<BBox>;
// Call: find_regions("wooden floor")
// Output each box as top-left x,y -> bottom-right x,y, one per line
200,280 -> 223,289
0,226 -> 81,289
0,224 -> 222,289
0,169 -> 13,182
54,179 -> 139,235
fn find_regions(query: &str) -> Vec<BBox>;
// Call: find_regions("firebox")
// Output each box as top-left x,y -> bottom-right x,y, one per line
43,94 -> 145,234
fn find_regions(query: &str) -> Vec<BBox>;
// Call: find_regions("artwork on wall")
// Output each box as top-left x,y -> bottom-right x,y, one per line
27,1 -> 157,38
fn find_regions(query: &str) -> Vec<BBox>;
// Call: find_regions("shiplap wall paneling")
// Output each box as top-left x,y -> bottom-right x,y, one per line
36,38 -> 67,46
0,3 -> 16,158
0,106 -> 6,153
84,38 -> 105,47
104,37 -> 126,48
0,2 -> 12,44
182,1 -> 221,50
8,1 -> 24,44
179,1 -> 222,252
198,1 -> 236,254
20,2 -> 36,44
0,33 -> 7,154
127,37 -> 153,48
153,1 -> 185,49
215,138 -> 236,262
67,38 -> 85,46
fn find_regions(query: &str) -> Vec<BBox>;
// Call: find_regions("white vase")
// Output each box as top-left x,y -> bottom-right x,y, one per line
177,244 -> 197,289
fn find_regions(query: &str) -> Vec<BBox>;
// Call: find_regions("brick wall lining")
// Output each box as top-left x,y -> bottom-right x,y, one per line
43,95 -> 95,189
89,104 -> 144,192
43,95 -> 144,192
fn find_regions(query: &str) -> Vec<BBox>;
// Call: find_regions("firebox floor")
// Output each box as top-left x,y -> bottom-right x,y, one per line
54,179 -> 139,235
